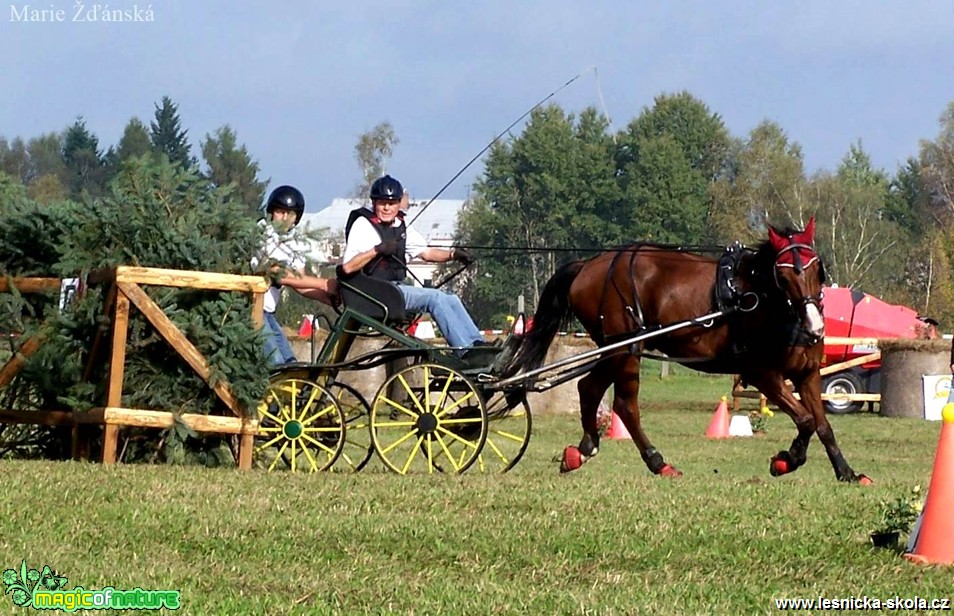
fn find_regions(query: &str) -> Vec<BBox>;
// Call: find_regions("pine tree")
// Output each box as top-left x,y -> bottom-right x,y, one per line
201,125 -> 268,217
0,157 -> 270,463
150,96 -> 195,168
117,117 -> 153,161
62,117 -> 107,199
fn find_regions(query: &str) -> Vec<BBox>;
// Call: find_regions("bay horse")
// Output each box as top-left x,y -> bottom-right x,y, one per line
501,217 -> 870,483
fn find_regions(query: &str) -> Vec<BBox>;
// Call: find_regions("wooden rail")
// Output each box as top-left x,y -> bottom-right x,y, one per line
0,268 -> 269,469
732,337 -> 884,412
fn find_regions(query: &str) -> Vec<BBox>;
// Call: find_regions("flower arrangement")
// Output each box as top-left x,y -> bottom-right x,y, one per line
872,485 -> 923,546
748,407 -> 774,433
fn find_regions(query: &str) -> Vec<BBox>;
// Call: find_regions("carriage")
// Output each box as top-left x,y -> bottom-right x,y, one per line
256,217 -> 871,484
254,272 -> 534,474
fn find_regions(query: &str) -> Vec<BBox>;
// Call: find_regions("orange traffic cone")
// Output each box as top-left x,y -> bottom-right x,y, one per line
905,403 -> 954,565
607,410 -> 631,440
705,396 -> 731,439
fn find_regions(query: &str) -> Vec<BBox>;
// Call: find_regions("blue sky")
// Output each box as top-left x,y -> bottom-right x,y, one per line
2,1 -> 953,213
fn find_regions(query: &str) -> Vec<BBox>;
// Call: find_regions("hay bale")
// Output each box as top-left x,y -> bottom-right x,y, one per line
880,338 -> 952,419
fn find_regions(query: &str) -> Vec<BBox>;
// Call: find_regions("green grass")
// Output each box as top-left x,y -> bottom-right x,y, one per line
1,370 -> 951,615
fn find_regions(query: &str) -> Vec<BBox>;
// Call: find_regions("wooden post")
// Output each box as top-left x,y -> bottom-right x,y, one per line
102,425 -> 119,464
238,430 -> 254,471
102,291 -> 130,465
71,424 -> 90,462
106,292 -> 130,407
251,291 -> 265,329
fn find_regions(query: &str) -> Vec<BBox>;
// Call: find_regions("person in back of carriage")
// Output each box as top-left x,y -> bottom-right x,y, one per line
255,185 -> 338,366
340,174 -> 486,355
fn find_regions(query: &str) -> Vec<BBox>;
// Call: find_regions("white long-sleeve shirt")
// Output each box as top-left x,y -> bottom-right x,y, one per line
252,222 -> 310,313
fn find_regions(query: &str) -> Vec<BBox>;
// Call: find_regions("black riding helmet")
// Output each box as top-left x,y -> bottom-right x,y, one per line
369,175 -> 403,201
265,185 -> 305,225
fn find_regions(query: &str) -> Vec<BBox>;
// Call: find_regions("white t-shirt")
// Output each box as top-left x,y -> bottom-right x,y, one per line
342,212 -> 428,266
252,221 -> 309,313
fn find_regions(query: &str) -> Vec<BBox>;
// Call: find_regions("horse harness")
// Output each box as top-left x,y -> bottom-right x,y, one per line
594,240 -> 820,360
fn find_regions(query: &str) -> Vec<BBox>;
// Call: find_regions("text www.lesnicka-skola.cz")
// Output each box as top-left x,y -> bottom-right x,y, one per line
775,596 -> 951,611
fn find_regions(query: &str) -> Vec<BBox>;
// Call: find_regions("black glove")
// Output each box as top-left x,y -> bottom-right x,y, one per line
453,247 -> 476,265
375,239 -> 400,257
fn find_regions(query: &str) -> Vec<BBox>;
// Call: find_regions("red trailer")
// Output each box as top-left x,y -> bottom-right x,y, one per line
820,286 -> 937,413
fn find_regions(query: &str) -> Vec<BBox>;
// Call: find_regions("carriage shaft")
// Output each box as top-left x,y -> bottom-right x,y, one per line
490,310 -> 726,390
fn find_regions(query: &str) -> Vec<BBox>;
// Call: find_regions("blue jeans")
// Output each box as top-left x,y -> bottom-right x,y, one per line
263,312 -> 297,366
396,285 -> 483,348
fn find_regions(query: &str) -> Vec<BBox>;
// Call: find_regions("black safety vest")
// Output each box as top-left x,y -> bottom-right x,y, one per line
346,208 -> 408,282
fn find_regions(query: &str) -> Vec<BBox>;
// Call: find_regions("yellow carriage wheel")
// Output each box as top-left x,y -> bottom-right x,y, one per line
370,363 -> 487,475
328,382 -> 374,473
472,392 -> 532,473
255,377 -> 345,472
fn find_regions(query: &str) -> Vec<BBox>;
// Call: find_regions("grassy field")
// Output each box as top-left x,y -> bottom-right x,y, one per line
1,367 -> 951,615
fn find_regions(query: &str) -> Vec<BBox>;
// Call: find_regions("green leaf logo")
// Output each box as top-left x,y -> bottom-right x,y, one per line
1,569 -> 17,587
3,560 -> 69,609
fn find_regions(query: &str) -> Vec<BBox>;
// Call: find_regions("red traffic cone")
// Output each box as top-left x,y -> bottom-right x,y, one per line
905,404 -> 954,565
298,316 -> 313,337
607,411 -> 631,440
705,396 -> 731,439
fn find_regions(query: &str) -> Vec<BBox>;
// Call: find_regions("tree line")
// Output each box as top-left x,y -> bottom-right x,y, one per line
0,96 -> 267,217
454,93 -> 954,331
4,92 -> 954,332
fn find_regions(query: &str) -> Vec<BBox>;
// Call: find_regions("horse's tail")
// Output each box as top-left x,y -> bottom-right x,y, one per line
501,260 -> 585,378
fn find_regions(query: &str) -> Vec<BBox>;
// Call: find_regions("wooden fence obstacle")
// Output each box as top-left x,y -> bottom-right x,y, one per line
0,267 -> 268,469
732,337 -> 883,411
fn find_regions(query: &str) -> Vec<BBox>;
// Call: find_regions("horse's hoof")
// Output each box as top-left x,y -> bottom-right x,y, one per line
659,464 -> 682,478
857,474 -> 874,486
560,446 -> 584,473
770,453 -> 795,477
770,459 -> 788,476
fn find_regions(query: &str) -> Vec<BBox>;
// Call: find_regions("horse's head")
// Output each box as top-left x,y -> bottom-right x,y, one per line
766,216 -> 826,344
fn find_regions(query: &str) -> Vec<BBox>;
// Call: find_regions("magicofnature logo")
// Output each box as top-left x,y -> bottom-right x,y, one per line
3,560 -> 180,611
3,562 -> 67,607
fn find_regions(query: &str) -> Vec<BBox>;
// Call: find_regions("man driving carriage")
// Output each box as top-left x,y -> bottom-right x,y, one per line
340,174 -> 487,354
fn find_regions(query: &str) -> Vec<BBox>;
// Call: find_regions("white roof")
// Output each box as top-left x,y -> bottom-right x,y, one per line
299,198 -> 466,244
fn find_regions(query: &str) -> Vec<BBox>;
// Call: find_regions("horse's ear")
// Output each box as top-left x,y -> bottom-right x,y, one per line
799,216 -> 816,244
768,226 -> 786,252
